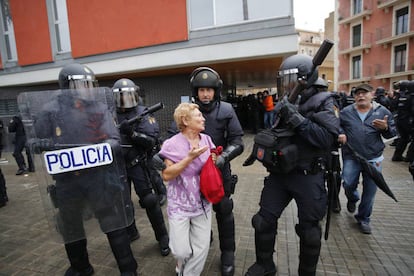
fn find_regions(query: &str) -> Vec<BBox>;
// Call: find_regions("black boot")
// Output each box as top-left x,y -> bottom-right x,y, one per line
144,195 -> 170,256
107,228 -> 138,274
215,199 -> 236,276
126,221 -> 140,242
296,223 -> 322,276
64,239 -> 94,276
245,214 -> 277,276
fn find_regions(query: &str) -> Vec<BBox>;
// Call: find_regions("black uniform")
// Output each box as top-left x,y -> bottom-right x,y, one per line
8,115 -> 35,174
247,89 -> 340,275
34,92 -> 137,275
116,105 -> 170,256
392,88 -> 414,161
197,100 -> 244,274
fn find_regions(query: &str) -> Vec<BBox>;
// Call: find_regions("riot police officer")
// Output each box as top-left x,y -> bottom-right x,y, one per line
33,63 -> 138,276
113,78 -> 170,257
244,54 -> 340,276
392,81 -> 414,162
374,86 -> 391,110
8,114 -> 35,175
190,67 -> 244,276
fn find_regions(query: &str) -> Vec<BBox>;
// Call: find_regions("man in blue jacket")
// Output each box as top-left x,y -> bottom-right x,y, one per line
338,83 -> 396,234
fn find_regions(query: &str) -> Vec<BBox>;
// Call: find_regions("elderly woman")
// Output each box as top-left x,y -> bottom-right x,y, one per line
159,102 -> 216,275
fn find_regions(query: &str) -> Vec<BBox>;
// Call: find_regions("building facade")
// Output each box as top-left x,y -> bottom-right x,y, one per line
337,0 -> 414,93
0,0 -> 298,139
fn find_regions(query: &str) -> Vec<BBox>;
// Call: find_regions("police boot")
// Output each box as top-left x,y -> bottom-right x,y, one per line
126,220 -> 140,242
142,193 -> 170,256
215,197 -> 236,275
64,239 -> 94,276
392,152 -> 404,162
296,223 -> 322,276
245,214 -> 277,276
106,228 -> 138,274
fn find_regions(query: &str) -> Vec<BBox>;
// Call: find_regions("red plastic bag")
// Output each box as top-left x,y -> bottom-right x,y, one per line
200,146 -> 224,204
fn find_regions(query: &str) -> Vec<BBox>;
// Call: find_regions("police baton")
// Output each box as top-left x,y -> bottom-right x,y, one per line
324,149 -> 340,240
126,102 -> 165,125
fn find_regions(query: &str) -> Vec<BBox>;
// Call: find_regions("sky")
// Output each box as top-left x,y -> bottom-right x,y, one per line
293,0 -> 335,31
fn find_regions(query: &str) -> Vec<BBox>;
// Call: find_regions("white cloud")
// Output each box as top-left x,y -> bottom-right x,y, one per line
294,0 -> 335,31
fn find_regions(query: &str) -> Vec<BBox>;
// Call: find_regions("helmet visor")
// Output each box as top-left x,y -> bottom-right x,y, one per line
277,68 -> 298,99
114,88 -> 138,108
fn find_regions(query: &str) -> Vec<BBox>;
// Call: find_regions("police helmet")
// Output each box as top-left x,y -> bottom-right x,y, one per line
58,63 -> 97,90
375,86 -> 385,96
112,78 -> 140,109
189,67 -> 223,100
313,77 -> 328,89
277,54 -> 318,98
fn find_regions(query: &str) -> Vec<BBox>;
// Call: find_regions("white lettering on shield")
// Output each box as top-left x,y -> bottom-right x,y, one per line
44,143 -> 113,174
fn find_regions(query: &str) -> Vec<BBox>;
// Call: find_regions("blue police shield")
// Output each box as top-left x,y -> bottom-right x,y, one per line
17,87 -> 134,244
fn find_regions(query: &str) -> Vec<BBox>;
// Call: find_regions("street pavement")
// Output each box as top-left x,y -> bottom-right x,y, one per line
0,133 -> 413,276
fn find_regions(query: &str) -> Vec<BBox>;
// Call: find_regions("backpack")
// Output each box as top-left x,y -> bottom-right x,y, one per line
200,146 -> 225,204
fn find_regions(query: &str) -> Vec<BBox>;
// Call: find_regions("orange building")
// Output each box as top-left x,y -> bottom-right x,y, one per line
337,0 -> 414,93
0,0 -> 299,136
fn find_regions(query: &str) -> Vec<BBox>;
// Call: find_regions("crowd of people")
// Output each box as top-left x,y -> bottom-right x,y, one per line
2,53 -> 411,276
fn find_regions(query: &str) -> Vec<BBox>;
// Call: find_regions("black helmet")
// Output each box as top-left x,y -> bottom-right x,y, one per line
112,78 -> 140,109
277,54 -> 318,98
58,63 -> 97,89
313,77 -> 328,89
375,86 -> 385,96
189,67 -> 223,100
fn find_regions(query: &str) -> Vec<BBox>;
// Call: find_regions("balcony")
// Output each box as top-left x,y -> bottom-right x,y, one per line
373,63 -> 414,79
337,67 -> 373,86
338,32 -> 374,55
376,24 -> 414,45
377,0 -> 409,10
338,0 -> 373,25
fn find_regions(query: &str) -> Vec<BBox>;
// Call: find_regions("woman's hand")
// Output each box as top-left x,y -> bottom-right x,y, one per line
189,145 -> 209,160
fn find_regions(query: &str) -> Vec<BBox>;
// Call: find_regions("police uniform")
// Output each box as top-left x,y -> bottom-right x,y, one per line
32,64 -> 138,276
245,49 -> 339,276
187,67 -> 244,276
392,87 -> 414,162
8,115 -> 35,174
116,105 -> 170,256
34,91 -> 137,275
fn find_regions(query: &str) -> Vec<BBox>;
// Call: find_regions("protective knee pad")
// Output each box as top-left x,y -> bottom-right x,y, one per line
139,193 -> 158,209
251,213 -> 277,266
295,223 -> 321,247
252,213 -> 276,234
107,228 -> 137,273
213,196 -> 233,216
296,223 -> 322,275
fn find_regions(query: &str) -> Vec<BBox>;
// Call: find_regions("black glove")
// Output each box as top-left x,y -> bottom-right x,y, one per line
151,153 -> 166,170
215,154 -> 226,169
280,97 -> 305,129
119,120 -> 133,136
29,138 -> 54,154
242,153 -> 256,166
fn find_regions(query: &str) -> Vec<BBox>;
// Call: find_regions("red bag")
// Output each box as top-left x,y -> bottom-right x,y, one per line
200,146 -> 224,204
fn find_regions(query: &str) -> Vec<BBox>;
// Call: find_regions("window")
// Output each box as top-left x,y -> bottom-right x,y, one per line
0,0 -> 18,62
0,99 -> 18,116
189,0 -> 290,30
395,7 -> 408,35
352,24 -> 362,47
353,0 -> 362,15
48,0 -> 71,54
352,55 -> 361,79
394,44 -> 406,73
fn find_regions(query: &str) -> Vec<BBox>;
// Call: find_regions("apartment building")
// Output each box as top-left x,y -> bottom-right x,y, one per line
0,0 -> 298,136
337,0 -> 414,93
